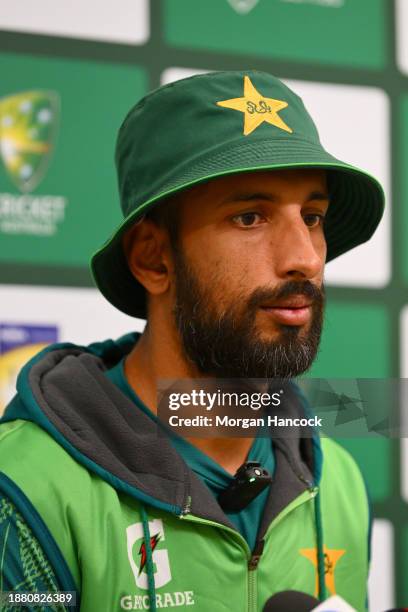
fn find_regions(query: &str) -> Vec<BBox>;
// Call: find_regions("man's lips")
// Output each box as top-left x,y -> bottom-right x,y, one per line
260,296 -> 313,326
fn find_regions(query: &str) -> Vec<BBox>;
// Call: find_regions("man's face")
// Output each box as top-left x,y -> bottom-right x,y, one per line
170,168 -> 328,378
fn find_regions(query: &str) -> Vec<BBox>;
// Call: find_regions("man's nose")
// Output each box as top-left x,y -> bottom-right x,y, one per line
272,217 -> 325,281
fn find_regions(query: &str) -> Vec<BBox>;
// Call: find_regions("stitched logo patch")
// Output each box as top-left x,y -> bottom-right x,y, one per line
217,75 -> 293,136
127,518 -> 171,589
299,545 -> 346,596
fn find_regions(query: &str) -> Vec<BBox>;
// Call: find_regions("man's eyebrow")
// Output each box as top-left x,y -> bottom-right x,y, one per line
220,192 -> 278,205
307,190 -> 330,202
218,190 -> 330,207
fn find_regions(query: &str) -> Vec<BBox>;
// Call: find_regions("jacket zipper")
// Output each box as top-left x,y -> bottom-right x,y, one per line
248,539 -> 264,611
179,488 -> 316,611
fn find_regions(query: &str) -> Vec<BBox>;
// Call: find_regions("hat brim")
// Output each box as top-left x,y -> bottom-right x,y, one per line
91,138 -> 385,319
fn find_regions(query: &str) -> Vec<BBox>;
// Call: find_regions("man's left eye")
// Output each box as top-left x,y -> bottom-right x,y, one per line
303,213 -> 325,228
232,212 -> 264,227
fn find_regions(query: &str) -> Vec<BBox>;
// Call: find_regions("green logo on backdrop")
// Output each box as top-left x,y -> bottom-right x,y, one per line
0,91 -> 66,237
0,90 -> 59,193
226,0 -> 259,14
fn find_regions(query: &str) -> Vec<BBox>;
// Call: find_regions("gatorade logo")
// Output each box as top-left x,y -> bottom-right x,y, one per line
126,518 -> 171,589
124,519 -> 196,609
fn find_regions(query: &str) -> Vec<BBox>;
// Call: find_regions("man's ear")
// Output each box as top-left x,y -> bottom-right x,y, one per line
123,219 -> 171,297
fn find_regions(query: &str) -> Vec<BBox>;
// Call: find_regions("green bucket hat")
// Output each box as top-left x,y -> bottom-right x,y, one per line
91,70 -> 385,319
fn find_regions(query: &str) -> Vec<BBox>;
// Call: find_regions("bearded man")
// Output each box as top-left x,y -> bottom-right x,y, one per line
0,71 -> 384,611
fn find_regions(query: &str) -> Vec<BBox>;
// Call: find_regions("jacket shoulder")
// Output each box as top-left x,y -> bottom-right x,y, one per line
0,418 -> 93,589
320,437 -> 366,485
0,418 -> 86,483
319,436 -> 369,522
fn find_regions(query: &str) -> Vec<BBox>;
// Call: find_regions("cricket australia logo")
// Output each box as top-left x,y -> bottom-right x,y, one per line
127,518 -> 171,589
0,90 -> 59,193
0,90 -> 67,237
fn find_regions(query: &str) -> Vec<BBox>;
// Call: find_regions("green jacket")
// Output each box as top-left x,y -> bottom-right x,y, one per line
0,334 -> 371,611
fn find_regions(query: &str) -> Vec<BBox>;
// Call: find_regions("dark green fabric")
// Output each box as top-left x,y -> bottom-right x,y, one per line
0,470 -> 79,607
0,492 -> 65,612
91,69 -> 385,318
105,358 -> 274,551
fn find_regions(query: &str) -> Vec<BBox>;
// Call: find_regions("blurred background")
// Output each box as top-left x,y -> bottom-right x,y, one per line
0,0 -> 406,608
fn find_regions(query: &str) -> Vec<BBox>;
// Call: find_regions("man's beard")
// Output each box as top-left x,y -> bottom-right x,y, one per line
172,251 -> 325,379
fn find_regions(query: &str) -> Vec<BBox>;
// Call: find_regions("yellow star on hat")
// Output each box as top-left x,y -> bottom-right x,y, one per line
216,75 -> 293,136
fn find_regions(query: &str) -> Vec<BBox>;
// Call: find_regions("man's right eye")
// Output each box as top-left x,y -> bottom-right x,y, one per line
232,212 -> 264,227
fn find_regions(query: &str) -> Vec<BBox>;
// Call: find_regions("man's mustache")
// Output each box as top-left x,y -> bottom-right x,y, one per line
247,280 -> 325,310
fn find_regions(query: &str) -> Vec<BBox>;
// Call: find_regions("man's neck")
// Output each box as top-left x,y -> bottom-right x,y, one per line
124,324 -> 254,476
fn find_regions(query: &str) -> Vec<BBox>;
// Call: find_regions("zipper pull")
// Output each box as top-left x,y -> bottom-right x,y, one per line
248,539 -> 264,570
179,495 -> 192,517
295,471 -> 319,497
